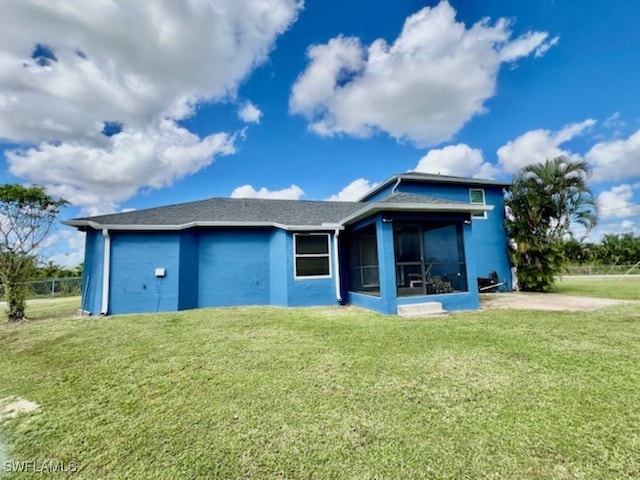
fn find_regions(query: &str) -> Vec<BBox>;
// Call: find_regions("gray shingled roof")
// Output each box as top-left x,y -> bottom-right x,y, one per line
66,197 -> 363,227
63,192 -> 488,231
378,192 -> 469,205
395,172 -> 510,186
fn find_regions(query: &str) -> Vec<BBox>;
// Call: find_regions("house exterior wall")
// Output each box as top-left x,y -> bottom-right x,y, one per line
178,231 -> 199,310
197,229 -> 271,308
109,232 -> 181,314
269,229 -> 289,306
81,228 -> 104,314
82,227 -> 342,315
466,188 -> 512,287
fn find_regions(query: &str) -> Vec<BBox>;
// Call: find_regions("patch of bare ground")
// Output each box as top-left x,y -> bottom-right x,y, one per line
480,292 -> 635,311
0,397 -> 40,420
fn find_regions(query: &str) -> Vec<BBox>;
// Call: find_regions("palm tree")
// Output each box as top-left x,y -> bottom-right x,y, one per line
42,260 -> 60,279
519,156 -> 598,239
505,156 -> 598,291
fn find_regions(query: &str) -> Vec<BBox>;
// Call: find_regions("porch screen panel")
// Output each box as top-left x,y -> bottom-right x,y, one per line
395,225 -> 421,262
395,221 -> 468,297
394,225 -> 424,296
348,225 -> 380,296
423,223 -> 468,292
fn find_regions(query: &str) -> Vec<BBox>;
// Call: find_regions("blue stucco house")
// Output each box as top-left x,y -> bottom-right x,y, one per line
63,173 -> 512,316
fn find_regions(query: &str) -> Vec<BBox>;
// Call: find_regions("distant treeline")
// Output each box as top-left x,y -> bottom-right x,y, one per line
31,261 -> 83,280
561,233 -> 640,266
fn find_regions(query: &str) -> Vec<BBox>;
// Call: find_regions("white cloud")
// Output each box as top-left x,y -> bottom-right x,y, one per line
290,1 -> 557,146
230,184 -> 304,200
534,35 -> 560,58
326,178 -> 379,201
499,32 -> 559,62
0,0 -> 302,212
586,129 -> 640,181
289,36 -> 365,120
587,219 -> 640,243
414,144 -> 499,178
496,119 -> 595,173
603,112 -> 624,129
597,184 -> 640,219
7,120 -> 237,215
238,101 -> 262,123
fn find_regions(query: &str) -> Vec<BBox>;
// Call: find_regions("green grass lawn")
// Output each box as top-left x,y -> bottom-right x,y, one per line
553,275 -> 640,300
1,294 -> 639,479
0,297 -> 82,324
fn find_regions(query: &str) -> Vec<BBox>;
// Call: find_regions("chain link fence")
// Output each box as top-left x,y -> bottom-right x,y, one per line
0,277 -> 83,299
564,264 -> 640,276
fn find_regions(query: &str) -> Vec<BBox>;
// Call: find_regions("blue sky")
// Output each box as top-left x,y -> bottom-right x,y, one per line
0,0 -> 639,266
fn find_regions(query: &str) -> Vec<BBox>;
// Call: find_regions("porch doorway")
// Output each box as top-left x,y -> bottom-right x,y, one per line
394,222 -> 468,297
348,224 -> 380,296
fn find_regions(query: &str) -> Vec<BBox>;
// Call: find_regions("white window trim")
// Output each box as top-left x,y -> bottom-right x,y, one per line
469,188 -> 487,219
293,233 -> 332,279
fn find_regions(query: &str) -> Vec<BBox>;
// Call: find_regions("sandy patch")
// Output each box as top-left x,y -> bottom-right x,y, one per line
480,292 -> 633,311
0,397 -> 40,419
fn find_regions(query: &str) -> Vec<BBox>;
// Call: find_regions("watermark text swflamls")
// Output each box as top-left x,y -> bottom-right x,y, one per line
3,460 -> 78,474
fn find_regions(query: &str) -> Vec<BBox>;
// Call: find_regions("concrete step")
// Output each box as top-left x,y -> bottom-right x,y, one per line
397,302 -> 447,318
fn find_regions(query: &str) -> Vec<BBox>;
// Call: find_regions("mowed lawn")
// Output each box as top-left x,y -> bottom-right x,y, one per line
554,275 -> 640,300
0,289 -> 639,479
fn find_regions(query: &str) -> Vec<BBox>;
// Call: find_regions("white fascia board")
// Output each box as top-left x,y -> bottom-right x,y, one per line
61,219 -> 345,232
340,202 -> 492,225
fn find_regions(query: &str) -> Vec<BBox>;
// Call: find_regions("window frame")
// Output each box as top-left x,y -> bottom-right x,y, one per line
293,233 -> 332,279
469,188 -> 487,219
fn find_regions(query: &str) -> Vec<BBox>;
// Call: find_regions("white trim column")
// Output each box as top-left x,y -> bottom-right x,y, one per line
101,229 -> 111,315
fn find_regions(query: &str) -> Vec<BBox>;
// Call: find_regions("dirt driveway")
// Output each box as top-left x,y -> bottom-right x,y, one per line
480,292 -> 634,311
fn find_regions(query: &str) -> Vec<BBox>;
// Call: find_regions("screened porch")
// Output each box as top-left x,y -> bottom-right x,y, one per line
348,220 -> 468,298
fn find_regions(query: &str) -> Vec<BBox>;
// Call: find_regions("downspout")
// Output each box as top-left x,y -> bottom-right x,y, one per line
101,229 -> 111,315
333,228 -> 343,304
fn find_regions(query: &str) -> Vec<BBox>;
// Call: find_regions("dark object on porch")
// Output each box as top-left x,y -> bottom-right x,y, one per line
477,271 -> 504,292
409,274 -> 454,294
431,276 -> 454,294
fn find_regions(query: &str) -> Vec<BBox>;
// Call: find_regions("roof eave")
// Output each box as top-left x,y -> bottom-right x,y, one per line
61,219 -> 345,232
358,174 -> 511,201
340,202 -> 492,226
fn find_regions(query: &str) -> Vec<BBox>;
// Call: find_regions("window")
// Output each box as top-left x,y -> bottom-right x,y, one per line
294,234 -> 331,278
469,188 -> 487,219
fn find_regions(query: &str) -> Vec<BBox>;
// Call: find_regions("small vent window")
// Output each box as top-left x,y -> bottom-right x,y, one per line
469,189 -> 487,219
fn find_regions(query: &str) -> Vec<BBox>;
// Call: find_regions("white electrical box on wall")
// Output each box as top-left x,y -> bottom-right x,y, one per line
155,268 -> 166,277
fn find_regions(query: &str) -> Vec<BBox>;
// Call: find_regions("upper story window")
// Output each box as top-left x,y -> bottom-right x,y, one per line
294,233 -> 331,278
469,189 -> 487,219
